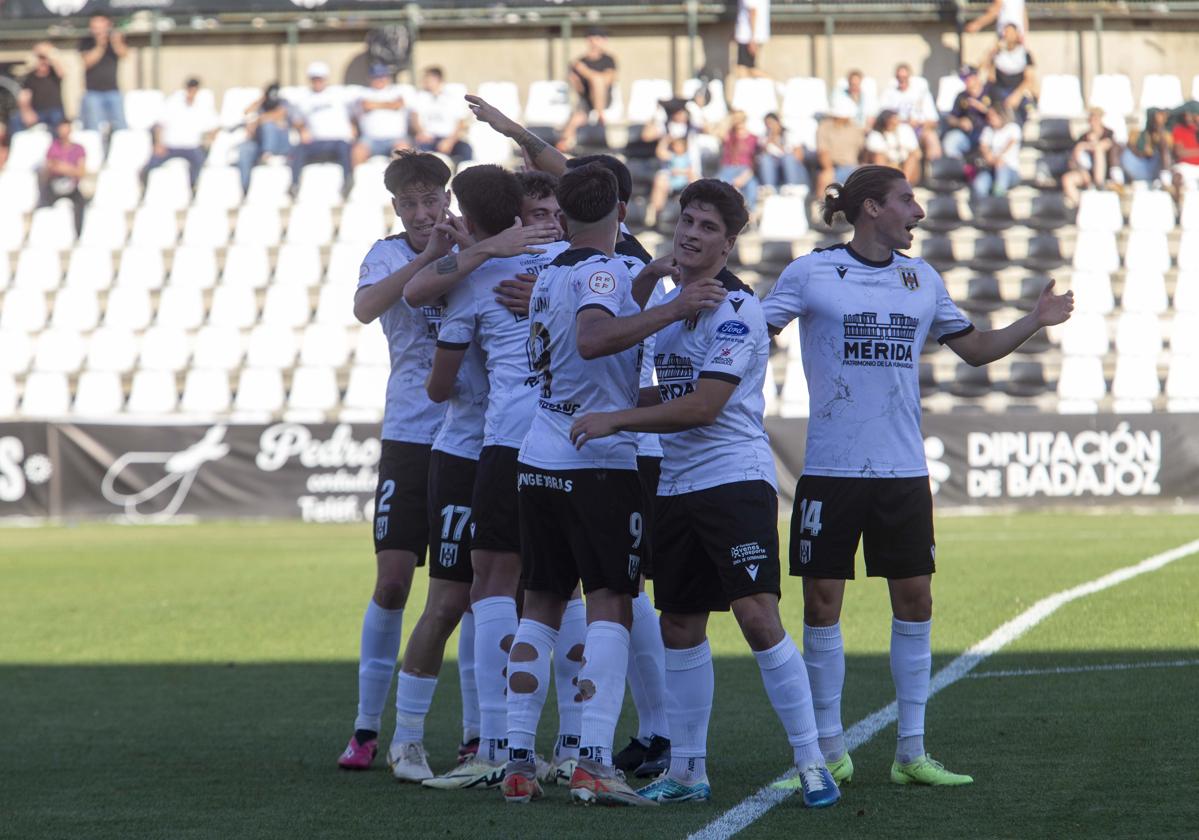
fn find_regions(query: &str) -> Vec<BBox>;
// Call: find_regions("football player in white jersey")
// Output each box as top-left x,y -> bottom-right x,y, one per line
506,164 -> 725,805
761,165 -> 1073,787
337,151 -> 455,771
404,165 -> 570,792
569,180 -> 840,808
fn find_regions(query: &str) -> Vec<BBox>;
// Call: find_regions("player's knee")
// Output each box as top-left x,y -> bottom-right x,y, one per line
373,580 -> 410,609
732,599 -> 783,650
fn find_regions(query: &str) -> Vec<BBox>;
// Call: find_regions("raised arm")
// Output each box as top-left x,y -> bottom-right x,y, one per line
465,94 -> 569,176
946,279 -> 1073,366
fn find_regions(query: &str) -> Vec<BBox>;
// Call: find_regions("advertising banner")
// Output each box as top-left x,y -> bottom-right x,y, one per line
0,0 -> 651,19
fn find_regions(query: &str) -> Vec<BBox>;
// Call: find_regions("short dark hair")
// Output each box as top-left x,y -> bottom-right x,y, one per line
565,154 -> 632,203
515,170 -> 558,200
821,164 -> 907,226
678,178 -> 749,236
423,66 -> 444,81
556,163 -> 618,224
452,164 -> 524,239
383,150 -> 451,196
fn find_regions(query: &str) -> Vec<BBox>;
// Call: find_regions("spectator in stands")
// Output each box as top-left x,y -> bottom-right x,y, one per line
1060,107 -> 1117,207
758,112 -> 809,192
1171,103 -> 1199,197
717,110 -> 760,211
143,78 -> 217,187
733,0 -> 770,78
289,61 -> 356,192
352,64 -> 412,167
37,118 -> 87,235
964,0 -> 1029,36
237,82 -> 291,191
411,66 -> 471,162
830,69 -> 877,129
941,66 -> 991,161
640,98 -> 695,143
12,42 -> 66,133
559,28 -> 617,150
78,14 -> 127,133
880,62 -> 941,171
971,104 -> 1021,199
647,133 -> 698,228
815,98 -> 865,199
1121,107 -> 1171,187
865,108 -> 921,185
981,23 -> 1037,125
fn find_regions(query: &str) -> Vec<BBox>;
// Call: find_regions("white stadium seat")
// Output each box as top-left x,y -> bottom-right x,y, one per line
79,205 -> 129,249
337,203 -> 387,245
295,164 -> 345,208
274,243 -> 323,288
1057,311 -> 1109,356
103,286 -> 154,331
179,368 -> 233,415
181,206 -> 232,248
1139,74 -> 1184,112
348,160 -> 392,206
523,80 -> 572,127
1067,271 -> 1114,314
142,162 -> 192,212
0,288 -> 49,332
245,324 -> 299,369
1170,312 -> 1199,357
315,283 -> 358,327
299,323 -> 351,367
353,327 -> 390,366
1166,354 -> 1199,412
115,247 -> 165,290
1122,230 -> 1170,274
1177,236 -> 1199,273
1074,190 -> 1124,233
6,126 -> 52,171
191,325 -> 245,371
285,204 -> 335,246
84,327 -> 139,373
732,77 -> 780,133
477,81 -> 522,121
73,370 -> 124,417
234,206 -> 282,247
125,369 -> 179,415
123,89 -> 166,131
1056,355 -> 1106,413
64,247 -> 115,291
91,168 -> 141,212
156,285 -> 206,330
1071,230 -> 1120,273
130,206 -> 179,249
1115,311 -> 1163,356
327,241 -> 371,286
260,284 -> 312,328
626,78 -> 674,124
1111,354 -> 1160,413
1127,190 -> 1176,233
0,169 -> 39,215
467,120 -> 515,166
759,195 -> 809,240
50,287 -> 101,331
781,76 -> 830,122
19,371 -> 70,417
1088,74 -> 1134,120
74,129 -> 105,175
285,365 -> 341,422
194,165 -> 244,210
232,366 -> 286,420
1038,74 -> 1086,118
1175,271 -> 1199,313
1119,271 -> 1169,315
221,244 -> 271,289
244,164 -> 293,208
105,128 -> 153,171
340,365 -> 388,420
26,205 -> 75,251
207,284 -> 259,329
14,248 -> 62,291
219,86 -> 263,129
0,330 -> 34,373
32,328 -> 86,374
138,325 -> 192,373
168,245 -> 218,290
0,372 -> 15,416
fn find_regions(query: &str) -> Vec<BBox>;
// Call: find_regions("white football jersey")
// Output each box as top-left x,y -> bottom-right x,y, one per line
356,235 -> 446,443
614,233 -> 664,460
438,241 -> 570,449
761,243 -> 973,477
654,271 -> 776,495
518,248 -> 642,470
431,339 -> 489,460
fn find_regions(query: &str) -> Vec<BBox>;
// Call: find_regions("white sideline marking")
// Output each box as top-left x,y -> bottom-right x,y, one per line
687,537 -> 1199,840
968,658 -> 1199,680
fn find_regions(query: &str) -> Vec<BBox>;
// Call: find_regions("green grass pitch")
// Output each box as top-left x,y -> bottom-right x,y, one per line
2,512 -> 1197,839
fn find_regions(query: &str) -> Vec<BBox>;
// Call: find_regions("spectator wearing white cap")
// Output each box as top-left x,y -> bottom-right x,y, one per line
289,60 -> 355,190
143,77 -> 218,186
411,66 -> 471,162
815,98 -> 865,198
352,64 -> 413,167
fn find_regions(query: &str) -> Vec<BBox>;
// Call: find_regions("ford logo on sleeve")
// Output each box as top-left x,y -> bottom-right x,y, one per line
716,320 -> 750,336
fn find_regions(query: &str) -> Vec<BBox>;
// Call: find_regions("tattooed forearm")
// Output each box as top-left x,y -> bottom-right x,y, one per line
516,129 -> 548,159
435,254 -> 459,275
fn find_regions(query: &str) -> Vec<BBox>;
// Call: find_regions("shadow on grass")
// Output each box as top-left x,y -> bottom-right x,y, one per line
2,650 -> 1196,839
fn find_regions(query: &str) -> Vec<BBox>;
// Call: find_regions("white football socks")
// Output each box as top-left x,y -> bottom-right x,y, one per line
506,619 -> 558,754
803,622 -> 847,762
457,611 -> 480,744
392,671 -> 437,745
627,592 -> 669,742
553,598 -> 586,762
353,601 -> 404,733
891,617 -> 931,764
473,595 -> 517,763
664,640 -> 713,784
578,620 -> 630,767
754,634 -> 823,767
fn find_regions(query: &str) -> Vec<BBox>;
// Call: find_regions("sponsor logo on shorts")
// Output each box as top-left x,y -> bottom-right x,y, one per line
799,539 -> 812,565
730,541 -> 768,578
517,472 -> 574,493
746,563 -> 760,581
628,553 -> 641,580
587,271 -> 617,294
375,515 -> 389,542
716,320 -> 749,336
930,545 -> 936,560
439,542 -> 459,568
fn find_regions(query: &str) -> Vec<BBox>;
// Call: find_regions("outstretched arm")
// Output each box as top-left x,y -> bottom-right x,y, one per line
569,378 -> 736,447
576,279 -> 726,360
465,94 -> 569,175
946,279 -> 1073,366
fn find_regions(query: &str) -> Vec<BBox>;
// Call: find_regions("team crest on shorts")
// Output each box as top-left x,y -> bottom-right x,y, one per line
375,516 -> 389,542
628,553 -> 641,580
899,268 -> 919,290
799,539 -> 812,565
440,542 -> 459,568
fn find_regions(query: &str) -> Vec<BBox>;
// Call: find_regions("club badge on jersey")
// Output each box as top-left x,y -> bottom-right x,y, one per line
900,268 -> 920,290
